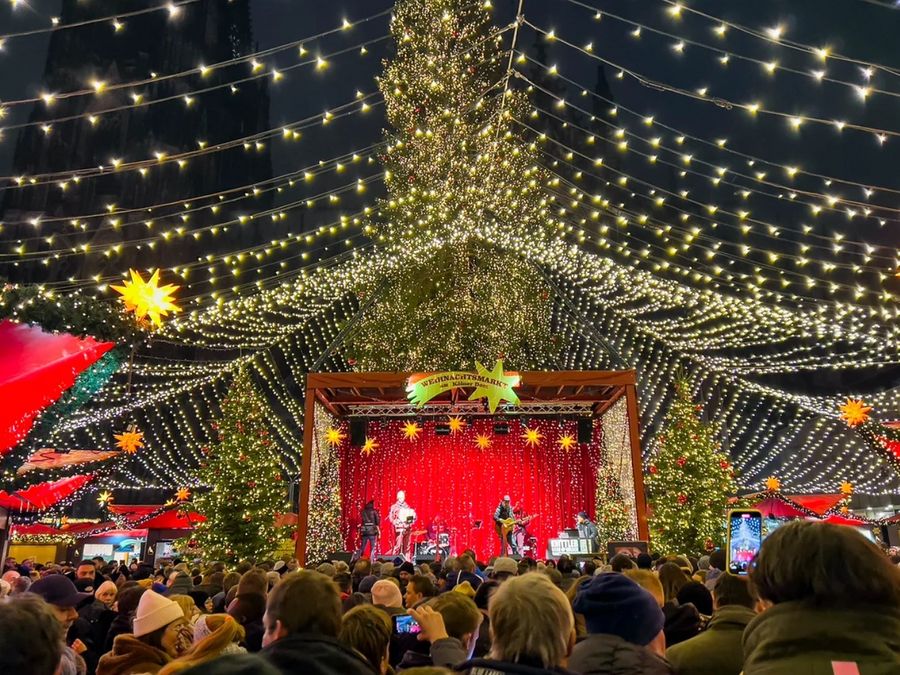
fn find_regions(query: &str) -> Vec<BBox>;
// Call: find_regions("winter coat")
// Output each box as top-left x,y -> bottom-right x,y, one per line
742,601 -> 900,675
96,634 -> 170,675
261,632 -> 376,675
569,634 -> 673,675
665,605 -> 755,675
397,637 -> 471,671
455,657 -> 578,675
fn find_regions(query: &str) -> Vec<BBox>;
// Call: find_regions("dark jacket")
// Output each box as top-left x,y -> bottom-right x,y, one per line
361,504 -> 381,536
398,637 -> 470,671
663,602 -> 701,647
569,634 -> 673,675
455,657 -> 578,675
742,602 -> 900,675
446,570 -> 483,592
665,605 -> 755,675
577,519 -> 599,542
261,633 -> 376,675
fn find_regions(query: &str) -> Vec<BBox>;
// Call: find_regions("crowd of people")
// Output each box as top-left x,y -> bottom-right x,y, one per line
2,520 -> 899,674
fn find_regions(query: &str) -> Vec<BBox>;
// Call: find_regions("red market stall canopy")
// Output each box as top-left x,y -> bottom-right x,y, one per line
0,474 -> 94,511
0,320 -> 114,454
107,504 -> 205,530
11,522 -> 145,539
750,493 -> 846,519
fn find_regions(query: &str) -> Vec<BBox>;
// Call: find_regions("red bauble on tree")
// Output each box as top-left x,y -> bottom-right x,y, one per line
676,457 -> 687,467
677,494 -> 688,505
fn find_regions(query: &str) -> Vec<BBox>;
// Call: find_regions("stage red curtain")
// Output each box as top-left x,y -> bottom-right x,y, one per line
337,418 -> 602,559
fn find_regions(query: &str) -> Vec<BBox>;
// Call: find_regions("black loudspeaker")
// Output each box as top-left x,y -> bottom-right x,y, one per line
435,423 -> 450,436
577,418 -> 593,444
350,419 -> 367,446
325,551 -> 354,564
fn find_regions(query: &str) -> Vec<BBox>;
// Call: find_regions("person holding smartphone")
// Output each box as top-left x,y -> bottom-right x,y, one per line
402,594 -> 483,670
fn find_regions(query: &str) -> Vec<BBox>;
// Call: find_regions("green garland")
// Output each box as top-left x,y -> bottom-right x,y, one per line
0,283 -> 142,344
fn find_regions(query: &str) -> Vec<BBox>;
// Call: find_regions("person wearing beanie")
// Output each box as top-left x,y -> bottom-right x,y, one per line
97,591 -> 192,675
371,579 -> 404,614
166,572 -> 194,597
570,573 -> 673,675
358,574 -> 379,595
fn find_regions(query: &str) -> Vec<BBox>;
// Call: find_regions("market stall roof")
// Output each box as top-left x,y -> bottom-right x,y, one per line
0,474 -> 94,511
107,503 -> 205,529
0,320 -> 114,454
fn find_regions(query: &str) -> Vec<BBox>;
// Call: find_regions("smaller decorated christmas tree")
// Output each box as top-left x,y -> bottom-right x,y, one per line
646,380 -> 736,554
186,368 -> 290,561
305,420 -> 344,563
595,453 -> 635,542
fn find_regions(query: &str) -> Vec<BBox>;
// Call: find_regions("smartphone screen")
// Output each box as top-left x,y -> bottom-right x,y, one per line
727,510 -> 762,575
393,614 -> 421,635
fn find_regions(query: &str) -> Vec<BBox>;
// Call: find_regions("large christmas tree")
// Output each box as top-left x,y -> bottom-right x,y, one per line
645,381 -> 736,554
186,368 -> 290,561
347,0 -> 559,371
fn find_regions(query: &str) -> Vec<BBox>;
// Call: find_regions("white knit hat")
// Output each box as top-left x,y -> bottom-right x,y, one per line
132,590 -> 184,637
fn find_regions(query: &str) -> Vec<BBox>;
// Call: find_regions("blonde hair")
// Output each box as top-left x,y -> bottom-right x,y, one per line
488,573 -> 574,667
169,594 -> 198,621
158,614 -> 245,675
623,569 -> 665,608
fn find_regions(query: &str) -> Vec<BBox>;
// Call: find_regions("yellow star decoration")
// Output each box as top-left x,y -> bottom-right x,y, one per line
403,421 -> 422,440
522,427 -> 543,447
468,360 -> 520,413
164,499 -> 176,508
765,476 -> 781,492
114,428 -> 144,454
475,433 -> 492,450
325,427 -> 345,447
111,268 -> 181,328
447,415 -> 466,434
839,398 -> 872,427
840,481 -> 854,496
175,487 -> 191,502
97,490 -> 113,506
361,436 -> 379,456
558,434 -> 577,452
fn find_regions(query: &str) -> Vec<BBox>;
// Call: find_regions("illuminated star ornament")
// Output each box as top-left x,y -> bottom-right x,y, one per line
97,490 -> 113,505
403,421 -> 422,440
468,360 -> 520,413
361,436 -> 379,456
765,476 -> 781,492
522,427 -> 543,447
175,487 -> 191,502
558,434 -> 577,452
447,415 -> 466,434
475,433 -> 492,450
325,427 -> 345,447
839,398 -> 872,427
840,481 -> 854,496
111,268 -> 181,328
114,427 -> 144,454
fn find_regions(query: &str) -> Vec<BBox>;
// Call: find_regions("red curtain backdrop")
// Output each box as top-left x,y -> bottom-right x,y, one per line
0,320 -> 114,454
337,418 -> 602,559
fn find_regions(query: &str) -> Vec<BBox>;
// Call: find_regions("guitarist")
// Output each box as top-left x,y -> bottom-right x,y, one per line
493,495 -> 516,555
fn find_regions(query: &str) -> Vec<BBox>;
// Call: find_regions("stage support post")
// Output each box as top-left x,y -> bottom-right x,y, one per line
295,378 -> 317,565
625,383 -> 649,540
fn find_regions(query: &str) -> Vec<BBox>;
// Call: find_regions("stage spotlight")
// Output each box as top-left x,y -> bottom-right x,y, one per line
435,423 -> 450,435
493,422 -> 510,435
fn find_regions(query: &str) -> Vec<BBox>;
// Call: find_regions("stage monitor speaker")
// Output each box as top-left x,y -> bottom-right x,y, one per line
325,551 -> 353,564
493,422 -> 510,435
577,418 -> 593,444
350,419 -> 367,446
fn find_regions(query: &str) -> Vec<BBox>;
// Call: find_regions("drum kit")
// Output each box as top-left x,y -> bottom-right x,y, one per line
412,526 -> 456,561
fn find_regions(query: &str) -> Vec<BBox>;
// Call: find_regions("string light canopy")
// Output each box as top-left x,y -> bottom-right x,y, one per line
1,0 -> 899,514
